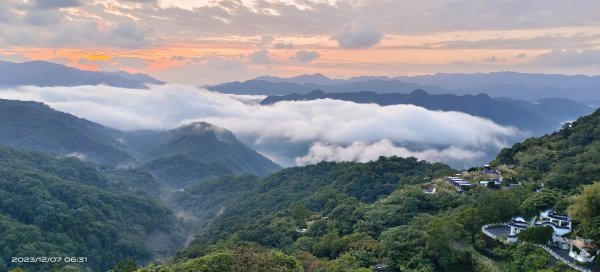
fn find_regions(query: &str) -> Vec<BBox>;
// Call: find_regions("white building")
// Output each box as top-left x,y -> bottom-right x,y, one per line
447,176 -> 474,192
534,209 -> 572,236
507,216 -> 528,243
568,238 -> 597,263
423,187 -> 437,194
508,210 -> 573,245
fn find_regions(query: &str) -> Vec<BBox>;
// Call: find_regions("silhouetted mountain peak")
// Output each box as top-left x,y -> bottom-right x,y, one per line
306,89 -> 327,98
307,89 -> 326,95
408,89 -> 429,97
475,93 -> 491,99
170,121 -> 236,142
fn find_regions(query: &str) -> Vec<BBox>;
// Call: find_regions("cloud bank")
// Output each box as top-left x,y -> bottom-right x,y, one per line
0,84 -> 520,168
296,141 -> 486,166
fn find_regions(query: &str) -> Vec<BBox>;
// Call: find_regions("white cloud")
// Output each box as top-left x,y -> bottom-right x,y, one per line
296,140 -> 486,166
333,19 -> 382,49
292,50 -> 320,62
0,84 -> 520,168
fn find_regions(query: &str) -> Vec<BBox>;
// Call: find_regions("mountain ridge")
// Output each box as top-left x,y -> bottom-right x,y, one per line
260,89 -> 594,134
211,72 -> 600,101
0,60 -> 164,89
0,99 -> 281,183
0,98 -> 133,166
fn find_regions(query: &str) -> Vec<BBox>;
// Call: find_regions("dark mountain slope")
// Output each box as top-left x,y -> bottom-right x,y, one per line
138,154 -> 233,188
0,99 -> 132,166
122,122 -> 281,187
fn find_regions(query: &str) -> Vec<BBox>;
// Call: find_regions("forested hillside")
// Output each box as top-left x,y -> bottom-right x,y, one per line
134,122 -> 281,183
0,99 -> 281,189
0,99 -> 132,166
493,107 -> 600,191
136,109 -> 600,271
4,99 -> 600,272
491,107 -> 600,248
0,145 -> 184,271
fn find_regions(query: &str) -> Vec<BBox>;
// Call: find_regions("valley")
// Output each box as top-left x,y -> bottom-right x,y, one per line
0,91 -> 599,271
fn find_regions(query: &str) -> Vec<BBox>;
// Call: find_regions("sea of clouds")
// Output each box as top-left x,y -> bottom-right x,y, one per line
0,84 -> 522,168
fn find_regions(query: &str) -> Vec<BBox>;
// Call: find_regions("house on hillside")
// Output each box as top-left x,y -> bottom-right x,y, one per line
447,176 -> 474,192
507,210 -> 573,248
490,177 -> 502,184
480,178 -> 502,187
534,210 -> 573,236
423,187 -> 437,194
568,237 -> 598,263
507,216 -> 529,243
484,210 -> 597,265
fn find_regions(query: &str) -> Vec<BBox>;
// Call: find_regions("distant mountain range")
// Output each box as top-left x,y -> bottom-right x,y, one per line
0,61 -> 163,89
209,78 -> 446,97
0,99 -> 281,187
210,72 -> 600,102
261,89 -> 595,134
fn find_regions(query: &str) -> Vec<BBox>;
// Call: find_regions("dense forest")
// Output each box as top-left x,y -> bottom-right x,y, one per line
4,107 -> 600,271
0,146 -> 185,271
0,99 -> 282,180
0,99 -> 132,166
131,109 -> 600,271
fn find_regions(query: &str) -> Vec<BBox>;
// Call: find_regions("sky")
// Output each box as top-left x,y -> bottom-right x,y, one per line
0,0 -> 599,84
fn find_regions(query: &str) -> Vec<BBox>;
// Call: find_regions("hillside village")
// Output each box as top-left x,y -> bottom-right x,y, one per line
432,164 -> 599,272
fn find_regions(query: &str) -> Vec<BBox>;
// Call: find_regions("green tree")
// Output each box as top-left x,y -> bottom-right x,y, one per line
568,182 -> 600,243
178,252 -> 236,272
455,207 -> 484,242
520,190 -> 562,217
425,216 -> 471,270
518,226 -> 553,244
567,182 -> 600,221
379,225 -> 428,271
478,190 -> 520,223
113,259 -> 139,272
291,204 -> 312,220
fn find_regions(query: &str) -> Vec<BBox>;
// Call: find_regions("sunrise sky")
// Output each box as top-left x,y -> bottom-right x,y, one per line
1,0 -> 599,85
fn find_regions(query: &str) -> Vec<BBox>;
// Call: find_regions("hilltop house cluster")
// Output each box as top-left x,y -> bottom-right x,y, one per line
443,165 -> 518,193
507,210 -> 596,263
